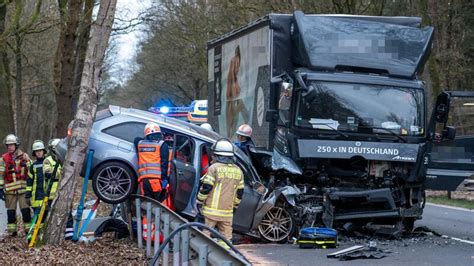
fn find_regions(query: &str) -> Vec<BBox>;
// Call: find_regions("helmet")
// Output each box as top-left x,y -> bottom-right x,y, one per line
144,122 -> 161,137
211,138 -> 234,157
236,124 -> 252,138
200,123 -> 213,131
32,140 -> 46,154
4,134 -> 20,146
48,138 -> 61,152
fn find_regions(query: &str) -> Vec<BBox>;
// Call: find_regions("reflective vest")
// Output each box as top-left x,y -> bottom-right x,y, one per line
43,155 -> 61,199
27,158 -> 46,208
199,162 -> 244,221
137,140 -> 164,183
0,151 -> 30,194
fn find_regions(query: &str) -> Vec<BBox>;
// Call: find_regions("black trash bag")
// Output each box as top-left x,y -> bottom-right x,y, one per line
95,218 -> 130,239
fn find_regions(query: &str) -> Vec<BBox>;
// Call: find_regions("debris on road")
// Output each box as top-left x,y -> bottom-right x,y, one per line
327,241 -> 391,261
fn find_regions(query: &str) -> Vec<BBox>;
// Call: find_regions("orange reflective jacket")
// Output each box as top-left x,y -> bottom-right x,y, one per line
137,140 -> 164,183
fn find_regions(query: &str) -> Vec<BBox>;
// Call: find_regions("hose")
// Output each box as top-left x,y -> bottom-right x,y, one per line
149,222 -> 250,266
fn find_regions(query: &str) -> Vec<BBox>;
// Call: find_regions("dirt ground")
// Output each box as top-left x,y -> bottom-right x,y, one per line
0,234 -> 146,265
426,179 -> 474,201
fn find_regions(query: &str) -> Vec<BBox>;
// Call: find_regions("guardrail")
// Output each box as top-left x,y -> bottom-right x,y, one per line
132,195 -> 251,266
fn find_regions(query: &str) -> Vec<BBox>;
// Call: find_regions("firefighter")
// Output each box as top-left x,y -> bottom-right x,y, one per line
197,138 -> 244,244
234,124 -> 255,153
200,123 -> 214,131
136,122 -> 170,241
136,122 -> 170,203
0,134 -> 32,236
43,138 -> 73,240
26,140 -> 48,216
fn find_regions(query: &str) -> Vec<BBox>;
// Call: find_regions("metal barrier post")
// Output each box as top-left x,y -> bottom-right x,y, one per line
198,244 -> 208,266
163,214 -> 170,266
146,202 -> 152,258
173,223 -> 181,266
153,207 -> 161,255
181,229 -> 189,266
136,198 -> 142,249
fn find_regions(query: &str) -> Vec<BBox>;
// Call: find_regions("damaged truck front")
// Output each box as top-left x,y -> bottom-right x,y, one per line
207,11 -> 474,242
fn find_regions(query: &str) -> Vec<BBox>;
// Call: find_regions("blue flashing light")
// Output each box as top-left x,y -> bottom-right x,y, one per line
160,106 -> 170,114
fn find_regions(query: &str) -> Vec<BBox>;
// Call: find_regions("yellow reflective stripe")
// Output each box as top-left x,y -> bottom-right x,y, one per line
202,207 -> 233,217
26,187 -> 32,192
211,183 -> 221,209
202,175 -> 215,184
197,192 -> 208,201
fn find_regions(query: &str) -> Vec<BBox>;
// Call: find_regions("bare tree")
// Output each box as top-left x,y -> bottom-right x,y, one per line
45,0 -> 117,245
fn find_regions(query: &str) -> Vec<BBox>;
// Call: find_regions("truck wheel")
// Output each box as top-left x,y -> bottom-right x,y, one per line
258,206 -> 294,243
92,161 -> 136,204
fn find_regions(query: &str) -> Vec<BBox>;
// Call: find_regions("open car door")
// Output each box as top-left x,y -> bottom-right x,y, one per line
170,134 -> 197,213
426,91 -> 474,190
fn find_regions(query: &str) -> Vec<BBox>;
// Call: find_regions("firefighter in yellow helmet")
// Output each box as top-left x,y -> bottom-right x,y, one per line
0,134 -> 32,236
197,138 -> 244,244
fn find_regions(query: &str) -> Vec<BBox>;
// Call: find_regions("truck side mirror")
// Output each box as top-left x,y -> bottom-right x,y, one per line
442,126 -> 456,140
265,109 -> 278,122
435,92 -> 450,123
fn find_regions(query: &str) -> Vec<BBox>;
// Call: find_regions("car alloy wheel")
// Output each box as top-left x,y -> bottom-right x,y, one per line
258,206 -> 293,243
92,161 -> 135,204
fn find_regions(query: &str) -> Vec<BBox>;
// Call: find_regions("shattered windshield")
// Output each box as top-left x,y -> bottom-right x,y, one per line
295,81 -> 424,136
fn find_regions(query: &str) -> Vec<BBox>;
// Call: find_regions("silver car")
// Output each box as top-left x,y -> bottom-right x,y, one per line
56,105 -> 294,242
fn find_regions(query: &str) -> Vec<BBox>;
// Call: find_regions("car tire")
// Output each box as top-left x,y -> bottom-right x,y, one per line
258,205 -> 295,243
92,161 -> 136,204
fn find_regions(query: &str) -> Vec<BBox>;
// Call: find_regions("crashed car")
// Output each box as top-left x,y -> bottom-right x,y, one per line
56,105 -> 300,242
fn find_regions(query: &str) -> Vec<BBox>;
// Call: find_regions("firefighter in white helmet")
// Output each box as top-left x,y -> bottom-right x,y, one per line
200,123 -> 214,131
0,134 -> 32,236
234,124 -> 255,153
26,140 -> 49,214
197,138 -> 244,245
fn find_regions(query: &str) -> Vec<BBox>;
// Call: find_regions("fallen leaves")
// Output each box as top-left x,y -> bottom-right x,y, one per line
0,235 -> 147,265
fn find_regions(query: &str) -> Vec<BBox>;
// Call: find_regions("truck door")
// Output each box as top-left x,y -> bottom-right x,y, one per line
426,91 -> 474,190
170,134 -> 197,212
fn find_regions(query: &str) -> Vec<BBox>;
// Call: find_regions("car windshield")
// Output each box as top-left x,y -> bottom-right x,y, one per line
295,81 -> 424,136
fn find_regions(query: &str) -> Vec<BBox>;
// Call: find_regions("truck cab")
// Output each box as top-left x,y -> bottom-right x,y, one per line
207,11 -> 474,232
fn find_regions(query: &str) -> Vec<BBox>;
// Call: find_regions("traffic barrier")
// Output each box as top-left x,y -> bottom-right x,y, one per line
132,195 -> 250,266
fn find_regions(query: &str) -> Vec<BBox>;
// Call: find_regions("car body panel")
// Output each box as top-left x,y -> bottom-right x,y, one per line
55,105 -> 267,233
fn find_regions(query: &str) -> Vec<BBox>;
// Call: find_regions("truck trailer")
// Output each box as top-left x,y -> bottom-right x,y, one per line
207,11 -> 474,241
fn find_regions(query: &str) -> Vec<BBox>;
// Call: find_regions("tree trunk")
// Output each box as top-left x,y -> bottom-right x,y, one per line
54,0 -> 83,137
0,3 -> 14,137
71,0 -> 93,116
14,26 -> 22,139
45,0 -> 117,245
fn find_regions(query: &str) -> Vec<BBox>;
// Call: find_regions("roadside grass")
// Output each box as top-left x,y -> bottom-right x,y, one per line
427,195 -> 474,210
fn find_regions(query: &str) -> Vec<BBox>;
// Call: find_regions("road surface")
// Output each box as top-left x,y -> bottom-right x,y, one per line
238,203 -> 474,265
0,201 -> 6,237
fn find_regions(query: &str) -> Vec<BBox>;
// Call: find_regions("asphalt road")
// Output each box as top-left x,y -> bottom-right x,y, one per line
418,203 -> 474,241
237,203 -> 474,265
0,201 -> 6,237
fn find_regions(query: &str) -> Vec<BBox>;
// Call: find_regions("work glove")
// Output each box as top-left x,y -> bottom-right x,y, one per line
0,189 -> 5,201
161,180 -> 168,190
196,200 -> 203,212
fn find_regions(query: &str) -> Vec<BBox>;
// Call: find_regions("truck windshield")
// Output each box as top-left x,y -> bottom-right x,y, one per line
295,81 -> 424,136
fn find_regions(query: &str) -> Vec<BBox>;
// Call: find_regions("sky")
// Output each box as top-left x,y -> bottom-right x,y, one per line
110,0 -> 152,84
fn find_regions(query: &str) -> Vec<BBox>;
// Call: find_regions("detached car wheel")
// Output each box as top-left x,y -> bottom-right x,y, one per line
258,206 -> 294,243
92,161 -> 136,204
